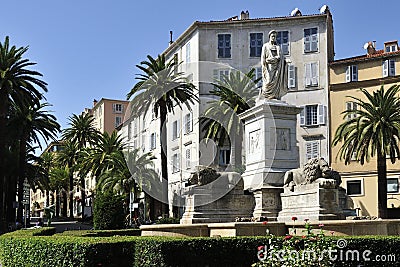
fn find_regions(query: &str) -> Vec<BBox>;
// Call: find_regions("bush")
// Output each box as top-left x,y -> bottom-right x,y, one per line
93,190 -> 125,230
2,227 -> 56,237
155,217 -> 180,224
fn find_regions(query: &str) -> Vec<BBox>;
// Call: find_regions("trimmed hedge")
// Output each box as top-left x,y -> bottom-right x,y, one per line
1,227 -> 56,237
1,229 -> 400,267
57,229 -> 141,237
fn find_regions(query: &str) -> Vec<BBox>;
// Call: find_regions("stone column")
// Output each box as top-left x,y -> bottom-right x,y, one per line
239,98 -> 301,220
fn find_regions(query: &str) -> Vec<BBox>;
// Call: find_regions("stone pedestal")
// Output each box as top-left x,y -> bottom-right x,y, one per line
180,172 -> 254,224
239,99 -> 302,220
278,183 -> 344,222
252,186 -> 283,221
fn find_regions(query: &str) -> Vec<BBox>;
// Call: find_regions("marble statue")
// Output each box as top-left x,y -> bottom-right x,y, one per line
261,30 -> 288,100
283,158 -> 342,191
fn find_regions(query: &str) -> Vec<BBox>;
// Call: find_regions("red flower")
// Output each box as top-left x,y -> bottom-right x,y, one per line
284,235 -> 293,240
262,221 -> 268,225
302,235 -> 306,239
258,245 -> 264,251
304,218 -> 309,222
330,231 -> 335,236
291,216 -> 297,221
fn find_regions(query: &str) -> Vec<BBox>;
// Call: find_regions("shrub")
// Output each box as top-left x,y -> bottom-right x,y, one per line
155,217 -> 180,224
2,227 -> 56,237
93,190 -> 125,230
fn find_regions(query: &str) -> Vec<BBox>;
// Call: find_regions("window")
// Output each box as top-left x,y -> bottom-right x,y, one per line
186,42 -> 191,63
346,101 -> 358,120
304,28 -> 318,52
112,103 -> 123,113
150,133 -> 156,150
115,116 -> 122,127
172,153 -> 180,173
386,45 -> 397,52
300,105 -> 326,126
184,113 -> 193,134
288,64 -> 296,88
213,69 -> 230,82
383,59 -> 395,77
305,141 -> 319,161
172,120 -> 179,140
219,148 -> 230,166
346,179 -> 363,196
250,33 -> 263,57
305,62 -> 319,87
346,65 -> 358,82
185,148 -> 191,169
218,34 -> 231,58
387,178 -> 399,193
277,31 -> 289,55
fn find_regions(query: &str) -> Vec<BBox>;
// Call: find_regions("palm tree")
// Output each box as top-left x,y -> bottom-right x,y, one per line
126,54 -> 198,215
332,85 -> 400,219
0,36 -> 47,231
97,148 -> 158,221
200,69 -> 260,168
56,140 -> 79,219
62,113 -> 100,215
49,167 -> 69,218
9,102 -> 60,222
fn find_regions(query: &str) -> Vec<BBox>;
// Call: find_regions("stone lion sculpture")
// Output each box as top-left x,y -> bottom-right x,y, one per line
283,158 -> 341,191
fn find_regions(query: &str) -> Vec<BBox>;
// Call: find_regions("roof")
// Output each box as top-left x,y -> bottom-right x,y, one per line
330,50 -> 400,65
164,13 -> 330,56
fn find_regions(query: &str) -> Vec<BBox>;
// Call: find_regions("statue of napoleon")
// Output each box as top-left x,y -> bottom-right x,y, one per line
261,30 -> 289,100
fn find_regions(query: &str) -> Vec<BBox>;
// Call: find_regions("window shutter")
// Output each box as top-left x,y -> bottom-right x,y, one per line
306,142 -> 312,160
318,105 -> 326,125
352,65 -> 358,81
288,64 -> 295,88
300,107 -> 305,126
383,60 -> 388,77
112,104 -> 116,112
312,141 -> 319,158
305,63 -> 312,86
311,62 -> 318,86
186,149 -> 191,169
345,66 -> 351,82
189,112 -> 193,132
389,59 -> 396,76
311,33 -> 318,52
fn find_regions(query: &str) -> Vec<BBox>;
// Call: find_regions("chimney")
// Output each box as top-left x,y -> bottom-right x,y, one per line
240,10 -> 249,20
367,41 -> 376,55
93,99 -> 98,107
169,31 -> 173,45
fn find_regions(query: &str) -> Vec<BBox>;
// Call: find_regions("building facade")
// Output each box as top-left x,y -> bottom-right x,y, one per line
121,8 -> 335,216
329,40 -> 400,217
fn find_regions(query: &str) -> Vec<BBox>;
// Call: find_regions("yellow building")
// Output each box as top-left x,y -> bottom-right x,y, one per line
329,40 -> 400,217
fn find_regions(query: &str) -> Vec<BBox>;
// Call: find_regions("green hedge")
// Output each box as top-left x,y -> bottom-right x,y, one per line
1,227 -> 56,237
1,230 -> 400,267
57,229 -> 141,237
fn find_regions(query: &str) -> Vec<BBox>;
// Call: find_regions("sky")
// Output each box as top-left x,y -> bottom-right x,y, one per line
1,0 -> 399,145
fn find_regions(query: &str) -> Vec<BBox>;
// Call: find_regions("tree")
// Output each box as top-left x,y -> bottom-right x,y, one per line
62,113 -> 100,216
9,102 -> 60,222
96,148 -> 159,220
332,85 -> 400,219
126,54 -> 198,215
200,69 -> 260,168
56,140 -> 79,219
0,36 -> 47,231
49,167 -> 69,217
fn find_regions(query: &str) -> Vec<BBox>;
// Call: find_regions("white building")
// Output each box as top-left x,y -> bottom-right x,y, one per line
121,8 -> 335,217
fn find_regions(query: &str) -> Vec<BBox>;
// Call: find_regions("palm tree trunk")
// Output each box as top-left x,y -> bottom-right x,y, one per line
69,172 -> 74,219
17,137 -> 28,223
0,90 -> 9,232
80,178 -> 86,218
377,152 -> 388,219
55,190 -> 60,217
159,104 -> 169,216
62,190 -> 68,217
